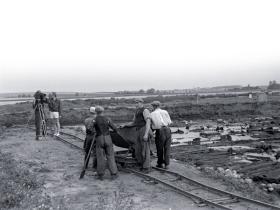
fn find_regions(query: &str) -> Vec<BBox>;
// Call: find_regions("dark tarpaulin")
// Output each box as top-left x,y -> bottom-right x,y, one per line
110,126 -> 138,148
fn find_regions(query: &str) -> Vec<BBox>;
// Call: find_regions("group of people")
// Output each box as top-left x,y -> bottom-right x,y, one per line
84,98 -> 172,180
33,90 -> 172,180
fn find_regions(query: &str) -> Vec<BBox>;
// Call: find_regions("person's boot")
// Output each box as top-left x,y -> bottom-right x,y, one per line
156,164 -> 163,168
92,160 -> 97,170
111,174 -> 118,180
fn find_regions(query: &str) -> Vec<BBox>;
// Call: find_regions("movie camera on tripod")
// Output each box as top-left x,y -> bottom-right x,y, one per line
31,90 -> 48,139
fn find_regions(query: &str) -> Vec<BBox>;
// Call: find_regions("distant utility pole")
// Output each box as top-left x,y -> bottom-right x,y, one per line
196,94 -> 199,104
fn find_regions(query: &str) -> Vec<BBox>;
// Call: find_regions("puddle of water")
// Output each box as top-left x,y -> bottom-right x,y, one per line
64,124 -> 258,148
230,135 -> 257,141
244,152 -> 276,160
171,126 -> 256,147
209,145 -> 253,151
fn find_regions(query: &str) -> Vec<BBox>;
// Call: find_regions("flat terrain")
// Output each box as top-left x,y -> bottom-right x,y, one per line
1,94 -> 280,209
1,94 -> 280,128
0,127 -> 217,210
1,126 -> 279,209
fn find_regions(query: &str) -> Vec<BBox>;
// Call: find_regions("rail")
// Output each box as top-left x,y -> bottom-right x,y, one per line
41,130 -> 280,210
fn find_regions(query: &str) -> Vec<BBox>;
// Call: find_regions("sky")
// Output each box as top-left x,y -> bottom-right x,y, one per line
0,0 -> 280,92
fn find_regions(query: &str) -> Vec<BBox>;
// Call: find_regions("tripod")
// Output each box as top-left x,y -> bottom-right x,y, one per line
80,135 -> 96,179
27,102 -> 47,139
38,103 -> 47,137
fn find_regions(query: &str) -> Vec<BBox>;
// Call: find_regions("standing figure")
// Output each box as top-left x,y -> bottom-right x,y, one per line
84,107 -> 97,169
48,92 -> 61,136
150,101 -> 172,169
94,106 -> 118,180
125,98 -> 152,173
33,90 -> 48,140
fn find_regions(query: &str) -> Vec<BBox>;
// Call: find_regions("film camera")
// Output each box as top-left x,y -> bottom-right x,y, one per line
34,90 -> 47,104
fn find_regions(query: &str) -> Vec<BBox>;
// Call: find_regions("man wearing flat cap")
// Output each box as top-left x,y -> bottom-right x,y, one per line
150,101 -> 172,169
124,98 -> 152,173
83,106 -> 97,169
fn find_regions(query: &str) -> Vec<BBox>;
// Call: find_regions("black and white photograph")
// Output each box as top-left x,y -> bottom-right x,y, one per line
1,0 -> 280,209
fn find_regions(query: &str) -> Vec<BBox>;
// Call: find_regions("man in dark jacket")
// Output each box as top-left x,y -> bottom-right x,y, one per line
123,98 -> 152,173
94,106 -> 119,180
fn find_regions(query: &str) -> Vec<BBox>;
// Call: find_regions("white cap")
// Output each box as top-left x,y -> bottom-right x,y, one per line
89,107 -> 96,113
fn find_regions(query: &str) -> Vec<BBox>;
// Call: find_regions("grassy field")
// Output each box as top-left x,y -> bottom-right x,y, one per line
0,94 -> 280,128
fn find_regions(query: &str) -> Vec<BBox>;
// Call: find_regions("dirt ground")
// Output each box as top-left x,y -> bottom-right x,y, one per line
1,95 -> 280,209
0,126 -> 218,210
1,126 -> 280,210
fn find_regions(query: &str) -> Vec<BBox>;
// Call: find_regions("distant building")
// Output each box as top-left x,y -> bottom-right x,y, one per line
173,89 -> 186,94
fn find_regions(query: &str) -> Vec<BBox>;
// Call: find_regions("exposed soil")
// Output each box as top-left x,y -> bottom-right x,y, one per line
0,126 -> 216,210
1,95 -> 280,209
169,117 -> 280,199
1,126 -> 279,209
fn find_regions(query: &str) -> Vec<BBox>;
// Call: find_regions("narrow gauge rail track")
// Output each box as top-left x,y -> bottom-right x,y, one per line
55,132 -> 84,151
60,131 -> 84,142
123,168 -> 280,210
53,131 -> 280,210
150,167 -> 280,210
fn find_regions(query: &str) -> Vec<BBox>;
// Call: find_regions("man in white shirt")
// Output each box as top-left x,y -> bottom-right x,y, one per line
150,101 -> 172,169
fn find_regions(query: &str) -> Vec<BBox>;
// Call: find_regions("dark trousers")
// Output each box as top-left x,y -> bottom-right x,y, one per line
135,126 -> 151,169
84,134 -> 97,169
96,135 -> 118,177
155,127 -> 171,166
35,110 -> 41,137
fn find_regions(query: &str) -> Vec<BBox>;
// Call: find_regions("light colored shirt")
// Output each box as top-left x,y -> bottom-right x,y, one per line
143,108 -> 151,121
151,108 -> 172,129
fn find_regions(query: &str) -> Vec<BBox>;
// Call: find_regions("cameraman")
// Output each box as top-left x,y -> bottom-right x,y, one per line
33,90 -> 48,140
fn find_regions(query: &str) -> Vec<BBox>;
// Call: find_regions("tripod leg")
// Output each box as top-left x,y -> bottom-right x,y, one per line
34,111 -> 41,140
38,105 -> 47,140
84,137 -> 93,169
41,108 -> 47,132
80,136 -> 96,179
